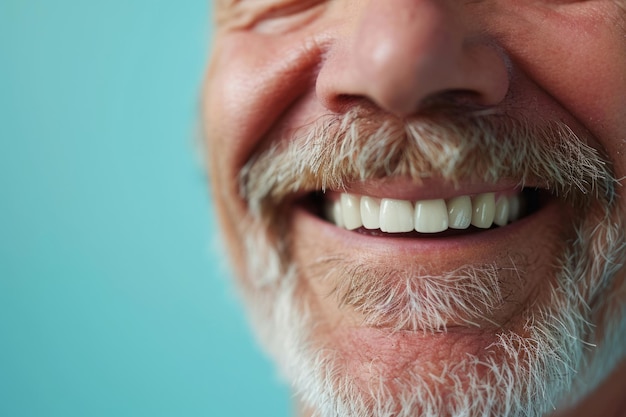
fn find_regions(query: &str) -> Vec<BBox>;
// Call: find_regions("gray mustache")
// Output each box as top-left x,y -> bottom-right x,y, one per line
240,108 -> 616,219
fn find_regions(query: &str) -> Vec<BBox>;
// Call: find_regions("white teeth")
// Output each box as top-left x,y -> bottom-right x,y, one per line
446,195 -> 472,229
471,193 -> 495,229
415,199 -> 448,233
493,196 -> 510,227
341,193 -> 362,230
325,196 -> 344,227
360,196 -> 381,229
380,198 -> 414,233
333,200 -> 345,228
326,191 -> 526,234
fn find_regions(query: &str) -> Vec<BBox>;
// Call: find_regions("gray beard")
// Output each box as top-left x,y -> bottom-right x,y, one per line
227,108 -> 626,417
237,202 -> 626,417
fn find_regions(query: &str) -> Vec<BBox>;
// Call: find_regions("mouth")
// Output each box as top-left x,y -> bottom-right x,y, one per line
302,184 -> 547,239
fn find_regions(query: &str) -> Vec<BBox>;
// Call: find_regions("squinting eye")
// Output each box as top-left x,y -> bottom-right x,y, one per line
242,0 -> 328,33
250,0 -> 324,18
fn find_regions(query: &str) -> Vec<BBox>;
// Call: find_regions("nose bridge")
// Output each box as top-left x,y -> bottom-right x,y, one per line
317,0 -> 510,116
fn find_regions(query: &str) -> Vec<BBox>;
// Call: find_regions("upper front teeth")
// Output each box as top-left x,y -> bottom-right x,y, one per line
415,199 -> 448,233
326,192 -> 524,233
380,198 -> 414,233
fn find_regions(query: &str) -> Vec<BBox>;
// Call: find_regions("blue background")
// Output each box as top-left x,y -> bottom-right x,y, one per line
0,1 -> 290,416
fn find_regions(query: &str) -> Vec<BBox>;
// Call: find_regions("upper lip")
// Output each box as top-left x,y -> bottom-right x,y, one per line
333,177 -> 529,201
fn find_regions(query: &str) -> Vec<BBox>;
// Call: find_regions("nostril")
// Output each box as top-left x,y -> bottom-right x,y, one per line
333,94 -> 365,114
417,90 -> 494,114
325,94 -> 382,115
326,89 -> 499,119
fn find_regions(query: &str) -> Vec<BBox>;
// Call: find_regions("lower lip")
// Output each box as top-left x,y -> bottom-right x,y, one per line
293,196 -> 564,257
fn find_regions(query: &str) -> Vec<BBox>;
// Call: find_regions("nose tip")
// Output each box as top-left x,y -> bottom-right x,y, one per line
316,0 -> 510,117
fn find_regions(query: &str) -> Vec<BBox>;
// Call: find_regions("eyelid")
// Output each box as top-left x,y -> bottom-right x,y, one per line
254,0 -> 326,20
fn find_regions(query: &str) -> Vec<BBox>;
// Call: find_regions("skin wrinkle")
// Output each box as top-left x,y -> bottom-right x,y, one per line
215,0 -> 326,31
204,0 -> 626,415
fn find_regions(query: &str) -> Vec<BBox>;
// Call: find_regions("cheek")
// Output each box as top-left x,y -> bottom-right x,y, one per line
544,30 -> 626,144
202,31 -> 327,278
204,37 -> 269,174
496,2 -> 626,196
498,2 -> 626,142
203,33 -> 323,178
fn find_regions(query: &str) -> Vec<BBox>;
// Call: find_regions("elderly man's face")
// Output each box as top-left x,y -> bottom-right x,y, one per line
203,1 -> 626,416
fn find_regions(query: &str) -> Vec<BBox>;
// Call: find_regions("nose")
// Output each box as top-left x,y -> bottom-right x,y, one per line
316,0 -> 510,117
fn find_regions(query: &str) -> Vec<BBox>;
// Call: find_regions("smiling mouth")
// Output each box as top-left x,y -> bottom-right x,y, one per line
305,187 -> 545,238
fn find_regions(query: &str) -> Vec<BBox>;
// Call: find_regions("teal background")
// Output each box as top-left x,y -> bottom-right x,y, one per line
0,1 -> 290,416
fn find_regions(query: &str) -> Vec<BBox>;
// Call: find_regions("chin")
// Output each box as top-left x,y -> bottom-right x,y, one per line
234,204 -> 624,417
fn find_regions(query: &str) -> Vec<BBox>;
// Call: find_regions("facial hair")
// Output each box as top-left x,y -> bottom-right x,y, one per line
226,108 -> 626,417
